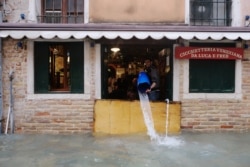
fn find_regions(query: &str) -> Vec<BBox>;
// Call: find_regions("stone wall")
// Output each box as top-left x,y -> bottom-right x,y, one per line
1,0 -> 29,23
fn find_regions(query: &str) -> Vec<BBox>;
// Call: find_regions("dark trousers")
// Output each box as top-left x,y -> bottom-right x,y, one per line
147,90 -> 160,101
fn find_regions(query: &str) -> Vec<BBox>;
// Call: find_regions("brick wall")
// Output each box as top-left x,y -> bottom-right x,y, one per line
2,38 -> 250,133
2,38 -> 95,134
180,47 -> 250,132
2,37 -> 250,133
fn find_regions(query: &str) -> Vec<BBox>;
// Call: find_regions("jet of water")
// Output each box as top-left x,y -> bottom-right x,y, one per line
138,92 -> 159,140
138,92 -> 184,147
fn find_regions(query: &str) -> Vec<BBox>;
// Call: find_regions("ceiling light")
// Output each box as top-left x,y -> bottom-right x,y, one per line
111,47 -> 120,52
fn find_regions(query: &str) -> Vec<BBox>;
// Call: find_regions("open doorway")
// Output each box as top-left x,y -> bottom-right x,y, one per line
100,38 -> 174,101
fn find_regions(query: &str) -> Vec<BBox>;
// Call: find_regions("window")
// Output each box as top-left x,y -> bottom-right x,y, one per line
190,0 -> 232,26
100,41 -> 174,101
189,59 -> 235,93
188,42 -> 236,93
38,0 -> 84,23
34,42 -> 84,93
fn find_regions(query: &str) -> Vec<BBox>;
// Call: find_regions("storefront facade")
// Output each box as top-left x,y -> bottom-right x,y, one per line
0,0 -> 250,134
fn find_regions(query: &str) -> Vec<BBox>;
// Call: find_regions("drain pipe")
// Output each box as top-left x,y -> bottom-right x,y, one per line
0,11 -> 3,134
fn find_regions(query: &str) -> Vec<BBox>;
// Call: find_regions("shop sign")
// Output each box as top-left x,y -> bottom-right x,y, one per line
175,47 -> 243,60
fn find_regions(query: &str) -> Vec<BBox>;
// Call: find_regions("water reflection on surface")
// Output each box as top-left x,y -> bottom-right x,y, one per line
0,132 -> 250,167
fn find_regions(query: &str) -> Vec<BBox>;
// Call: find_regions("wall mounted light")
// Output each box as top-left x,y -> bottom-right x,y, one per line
17,41 -> 23,48
20,13 -> 25,20
14,40 -> 26,51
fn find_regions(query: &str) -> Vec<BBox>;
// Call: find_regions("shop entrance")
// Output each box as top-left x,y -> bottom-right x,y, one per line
100,38 -> 175,101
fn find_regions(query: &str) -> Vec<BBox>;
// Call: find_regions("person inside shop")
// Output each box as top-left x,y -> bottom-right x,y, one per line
127,76 -> 139,100
144,57 -> 160,101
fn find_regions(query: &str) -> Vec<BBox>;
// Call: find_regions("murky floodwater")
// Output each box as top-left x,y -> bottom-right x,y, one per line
0,132 -> 250,167
1,94 -> 250,167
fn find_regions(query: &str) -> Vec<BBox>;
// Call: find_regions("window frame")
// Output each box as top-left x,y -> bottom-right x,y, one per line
182,59 -> 242,99
190,0 -> 232,26
189,59 -> 235,93
39,0 -> 84,24
34,41 -> 84,94
179,42 -> 242,100
27,40 -> 91,100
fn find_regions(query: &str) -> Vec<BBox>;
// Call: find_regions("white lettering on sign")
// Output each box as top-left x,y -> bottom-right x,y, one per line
215,54 -> 229,59
178,47 -> 242,59
179,48 -> 217,58
191,54 -> 212,58
216,48 -> 242,59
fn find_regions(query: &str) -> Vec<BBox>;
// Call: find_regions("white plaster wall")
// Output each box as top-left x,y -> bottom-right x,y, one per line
94,44 -> 101,99
1,0 -> 29,23
1,0 -> 89,23
231,0 -> 241,27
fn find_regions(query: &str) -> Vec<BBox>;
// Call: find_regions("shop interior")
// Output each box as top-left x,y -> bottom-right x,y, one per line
100,38 -> 175,101
49,44 -> 71,91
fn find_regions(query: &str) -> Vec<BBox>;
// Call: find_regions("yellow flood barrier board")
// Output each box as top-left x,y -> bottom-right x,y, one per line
94,100 -> 181,134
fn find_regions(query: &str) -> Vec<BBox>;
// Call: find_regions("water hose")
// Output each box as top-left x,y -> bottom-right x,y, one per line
165,98 -> 169,135
5,70 -> 14,134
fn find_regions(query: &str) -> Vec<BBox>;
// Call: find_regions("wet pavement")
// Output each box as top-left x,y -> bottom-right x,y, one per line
0,132 -> 250,167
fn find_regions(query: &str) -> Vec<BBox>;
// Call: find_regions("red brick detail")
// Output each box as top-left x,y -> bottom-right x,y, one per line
35,112 -> 50,116
52,119 -> 65,123
181,125 -> 193,129
188,122 -> 200,126
221,125 -> 233,129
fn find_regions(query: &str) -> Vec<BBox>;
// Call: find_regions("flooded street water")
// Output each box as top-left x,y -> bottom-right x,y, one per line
0,132 -> 250,167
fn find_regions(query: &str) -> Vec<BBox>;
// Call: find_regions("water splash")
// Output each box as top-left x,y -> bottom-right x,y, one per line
138,92 -> 184,147
138,93 -> 158,140
156,135 -> 184,148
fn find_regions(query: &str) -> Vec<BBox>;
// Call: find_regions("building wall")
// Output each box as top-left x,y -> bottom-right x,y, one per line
1,0 -> 247,26
1,0 -> 250,134
241,0 -> 250,26
89,0 -> 185,23
3,38 -> 250,133
178,44 -> 250,132
2,38 -> 95,134
1,0 -> 30,23
2,0 -> 185,24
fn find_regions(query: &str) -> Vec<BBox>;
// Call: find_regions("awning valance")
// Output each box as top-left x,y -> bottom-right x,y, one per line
1,23 -> 250,40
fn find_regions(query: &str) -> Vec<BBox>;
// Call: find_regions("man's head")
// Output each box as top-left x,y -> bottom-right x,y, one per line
144,58 -> 152,68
